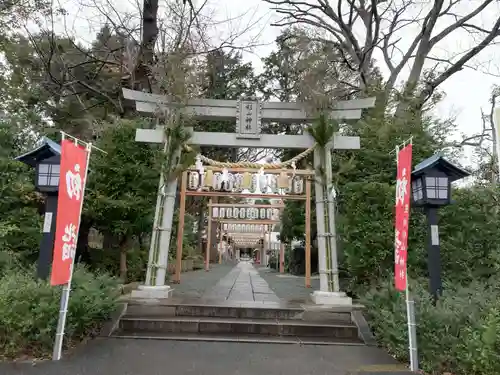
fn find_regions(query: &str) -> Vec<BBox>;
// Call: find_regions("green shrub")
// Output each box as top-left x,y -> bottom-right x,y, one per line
87,245 -> 148,282
438,186 -> 500,283
182,244 -> 198,260
0,249 -> 21,274
0,265 -> 120,359
337,182 -> 428,291
0,157 -> 43,268
268,254 -> 277,270
361,277 -> 500,375
185,254 -> 204,270
338,184 -> 500,292
284,246 -> 319,275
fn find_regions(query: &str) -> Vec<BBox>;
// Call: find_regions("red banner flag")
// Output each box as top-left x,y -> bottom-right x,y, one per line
50,140 -> 90,286
394,144 -> 413,291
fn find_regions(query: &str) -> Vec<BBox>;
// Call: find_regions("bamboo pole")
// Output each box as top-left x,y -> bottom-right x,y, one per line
324,149 -> 340,292
313,148 -> 330,293
305,175 -> 312,288
174,172 -> 188,284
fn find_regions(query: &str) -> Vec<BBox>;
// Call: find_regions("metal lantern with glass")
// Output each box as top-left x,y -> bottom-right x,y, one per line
36,156 -> 61,192
411,153 -> 470,303
15,137 -> 62,279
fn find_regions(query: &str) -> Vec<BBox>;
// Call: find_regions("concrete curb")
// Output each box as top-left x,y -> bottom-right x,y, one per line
120,282 -> 141,295
346,364 -> 417,374
351,310 -> 377,346
99,302 -> 128,337
346,372 -> 416,374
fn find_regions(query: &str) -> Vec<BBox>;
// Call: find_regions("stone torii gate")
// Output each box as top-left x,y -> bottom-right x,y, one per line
123,88 -> 375,305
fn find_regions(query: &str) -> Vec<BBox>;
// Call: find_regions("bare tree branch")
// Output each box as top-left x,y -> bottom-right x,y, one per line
263,0 -> 500,114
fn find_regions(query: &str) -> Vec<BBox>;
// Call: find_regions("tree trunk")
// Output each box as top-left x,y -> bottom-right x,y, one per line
133,0 -> 159,92
490,110 -> 499,185
103,232 -> 117,249
119,237 -> 129,282
75,217 -> 92,264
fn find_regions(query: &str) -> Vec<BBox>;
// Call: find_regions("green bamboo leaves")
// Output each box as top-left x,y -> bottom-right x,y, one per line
306,112 -> 339,148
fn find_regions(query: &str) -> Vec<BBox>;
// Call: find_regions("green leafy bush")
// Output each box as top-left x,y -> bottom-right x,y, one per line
268,254 -> 278,270
438,186 -> 500,283
338,183 -> 500,291
0,265 -> 120,359
0,157 -> 43,267
88,245 -> 148,282
361,278 -> 500,375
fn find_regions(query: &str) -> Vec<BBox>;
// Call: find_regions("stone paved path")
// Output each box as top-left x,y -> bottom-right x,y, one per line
170,263 -> 235,298
202,261 -> 280,303
256,266 -> 320,303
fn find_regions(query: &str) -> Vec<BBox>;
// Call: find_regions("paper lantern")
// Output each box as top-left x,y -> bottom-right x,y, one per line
278,171 -> 289,189
188,171 -> 200,190
241,172 -> 252,189
293,176 -> 304,194
204,170 -> 213,188
213,172 -> 223,190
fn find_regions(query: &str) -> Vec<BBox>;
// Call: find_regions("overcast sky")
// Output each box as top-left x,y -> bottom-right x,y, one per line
54,0 -> 500,164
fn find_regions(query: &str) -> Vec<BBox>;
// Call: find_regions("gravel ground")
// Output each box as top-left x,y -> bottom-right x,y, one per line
0,339 -> 399,375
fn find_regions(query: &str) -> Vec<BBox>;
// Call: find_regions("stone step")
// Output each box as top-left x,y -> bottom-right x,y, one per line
124,301 -> 353,323
117,316 -> 361,341
111,331 -> 365,346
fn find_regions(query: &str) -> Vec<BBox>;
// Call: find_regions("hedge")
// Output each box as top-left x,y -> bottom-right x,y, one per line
337,183 -> 500,374
338,183 -> 500,289
0,266 -> 119,359
362,278 -> 500,375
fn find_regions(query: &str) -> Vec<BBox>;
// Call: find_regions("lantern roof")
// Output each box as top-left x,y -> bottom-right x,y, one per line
15,137 -> 61,168
412,153 -> 470,182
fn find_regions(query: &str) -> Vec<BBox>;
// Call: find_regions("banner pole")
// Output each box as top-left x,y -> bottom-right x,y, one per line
406,277 -> 418,371
395,143 -> 419,372
52,142 -> 93,361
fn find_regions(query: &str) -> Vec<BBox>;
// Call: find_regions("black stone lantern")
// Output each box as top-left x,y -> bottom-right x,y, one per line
15,137 -> 61,280
411,153 -> 470,302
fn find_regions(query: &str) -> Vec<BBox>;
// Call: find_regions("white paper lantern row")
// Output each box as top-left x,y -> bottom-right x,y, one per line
222,223 -> 270,232
187,171 -> 305,194
233,240 -> 259,245
213,207 -> 280,220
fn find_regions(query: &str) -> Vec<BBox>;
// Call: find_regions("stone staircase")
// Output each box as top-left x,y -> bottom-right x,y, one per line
109,299 -> 373,345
